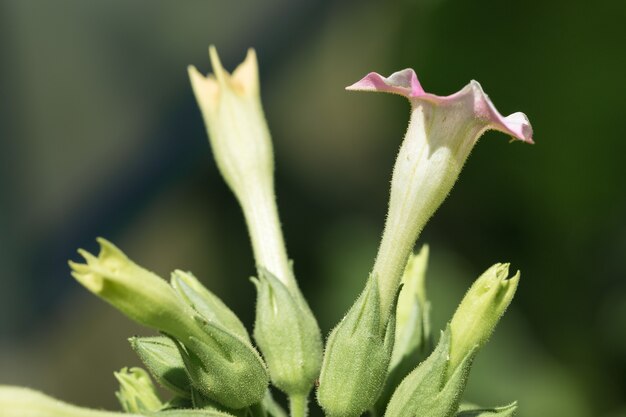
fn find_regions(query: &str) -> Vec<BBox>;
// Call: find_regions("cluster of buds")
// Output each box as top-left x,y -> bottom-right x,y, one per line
0,46 -> 533,417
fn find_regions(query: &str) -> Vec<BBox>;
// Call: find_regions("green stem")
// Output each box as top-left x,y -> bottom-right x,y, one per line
288,394 -> 308,417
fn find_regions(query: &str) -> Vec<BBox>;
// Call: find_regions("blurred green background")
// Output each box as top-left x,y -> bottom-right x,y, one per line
1,1 -> 625,416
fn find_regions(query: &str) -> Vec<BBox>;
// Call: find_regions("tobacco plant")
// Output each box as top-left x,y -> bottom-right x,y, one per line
0,46 -> 533,417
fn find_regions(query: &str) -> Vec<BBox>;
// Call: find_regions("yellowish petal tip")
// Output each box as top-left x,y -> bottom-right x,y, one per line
208,45 -> 228,84
187,65 -> 201,80
232,48 -> 259,94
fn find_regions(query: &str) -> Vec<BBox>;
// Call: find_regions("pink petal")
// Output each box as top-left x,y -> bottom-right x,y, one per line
347,70 -> 533,144
346,69 -> 425,97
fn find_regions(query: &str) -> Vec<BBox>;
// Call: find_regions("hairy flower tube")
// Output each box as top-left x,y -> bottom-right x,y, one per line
188,47 -> 291,289
318,70 -> 532,417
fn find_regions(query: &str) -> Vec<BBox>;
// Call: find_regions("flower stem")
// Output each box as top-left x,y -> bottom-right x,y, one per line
289,393 -> 308,417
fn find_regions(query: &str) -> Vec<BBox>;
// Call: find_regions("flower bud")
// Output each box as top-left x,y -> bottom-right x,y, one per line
173,316 -> 269,410
384,328 -> 474,417
70,239 -> 268,409
171,270 -> 250,342
129,336 -> 191,397
347,70 -> 533,321
449,263 -> 519,374
114,367 -> 163,413
317,276 -> 397,417
374,246 -> 432,414
251,268 -> 322,396
457,403 -> 518,417
392,244 -> 431,369
69,238 -> 197,336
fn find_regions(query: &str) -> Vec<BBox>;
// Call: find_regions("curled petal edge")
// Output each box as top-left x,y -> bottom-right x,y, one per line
346,69 -> 534,144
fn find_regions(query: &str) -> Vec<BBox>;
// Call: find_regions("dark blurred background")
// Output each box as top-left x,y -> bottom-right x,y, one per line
1,1 -> 625,416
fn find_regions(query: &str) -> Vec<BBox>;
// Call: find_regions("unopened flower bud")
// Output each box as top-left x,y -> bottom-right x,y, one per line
375,245 -> 432,414
69,238 -> 197,336
70,239 -> 268,409
129,336 -> 191,397
449,263 -> 519,374
114,367 -> 163,413
392,244 -> 431,369
251,268 -> 322,396
171,270 -> 250,342
173,316 -> 269,410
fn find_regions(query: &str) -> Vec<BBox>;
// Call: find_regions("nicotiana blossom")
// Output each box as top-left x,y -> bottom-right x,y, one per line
188,47 -> 293,289
318,70 -> 532,417
348,69 -> 533,321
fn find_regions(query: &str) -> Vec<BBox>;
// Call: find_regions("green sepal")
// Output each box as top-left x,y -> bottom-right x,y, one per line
129,336 -> 191,398
375,246 -> 433,414
114,367 -> 163,413
457,402 -> 518,416
384,328 -> 475,417
317,275 -> 397,417
251,268 -> 322,396
171,270 -> 250,342
190,388 -> 249,417
391,245 -> 432,369
174,316 -> 269,409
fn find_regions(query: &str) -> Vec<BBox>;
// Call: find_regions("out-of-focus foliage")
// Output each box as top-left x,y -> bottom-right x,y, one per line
0,1 -> 624,417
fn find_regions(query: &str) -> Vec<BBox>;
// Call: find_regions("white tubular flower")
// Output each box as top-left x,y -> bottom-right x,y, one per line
347,69 -> 533,320
188,46 -> 294,289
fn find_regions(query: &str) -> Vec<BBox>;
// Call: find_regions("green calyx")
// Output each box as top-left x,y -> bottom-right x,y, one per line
173,316 -> 269,409
384,328 -> 475,417
251,268 -> 322,397
171,270 -> 250,342
317,275 -> 397,417
129,336 -> 191,398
